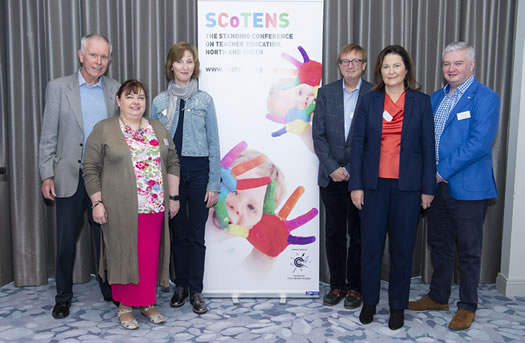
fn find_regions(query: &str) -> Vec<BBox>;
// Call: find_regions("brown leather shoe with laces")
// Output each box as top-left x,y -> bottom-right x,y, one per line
407,295 -> 449,311
448,308 -> 475,330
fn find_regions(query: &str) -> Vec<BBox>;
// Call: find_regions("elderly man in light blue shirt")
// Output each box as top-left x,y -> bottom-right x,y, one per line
39,33 -> 120,319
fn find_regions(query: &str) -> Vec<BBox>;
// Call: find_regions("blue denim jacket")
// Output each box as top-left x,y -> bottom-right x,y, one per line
151,90 -> 221,192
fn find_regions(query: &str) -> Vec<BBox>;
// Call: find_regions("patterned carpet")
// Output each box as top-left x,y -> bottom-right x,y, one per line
1,276 -> 524,342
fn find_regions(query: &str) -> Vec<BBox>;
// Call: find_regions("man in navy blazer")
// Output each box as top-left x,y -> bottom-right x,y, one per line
312,44 -> 373,309
39,34 -> 120,319
408,42 -> 500,331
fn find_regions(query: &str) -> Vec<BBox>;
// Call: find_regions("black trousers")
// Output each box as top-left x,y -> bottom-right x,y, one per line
171,168 -> 209,294
55,170 -> 111,303
320,180 -> 361,292
427,183 -> 487,312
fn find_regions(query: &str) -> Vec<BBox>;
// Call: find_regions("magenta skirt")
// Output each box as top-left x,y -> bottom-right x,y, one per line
112,212 -> 164,307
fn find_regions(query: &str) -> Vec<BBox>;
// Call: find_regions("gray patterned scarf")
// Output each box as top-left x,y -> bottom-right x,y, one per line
165,79 -> 198,129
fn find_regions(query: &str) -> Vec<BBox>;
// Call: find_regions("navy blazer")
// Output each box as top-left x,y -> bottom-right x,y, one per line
312,78 -> 374,187
431,78 -> 500,200
349,89 -> 436,195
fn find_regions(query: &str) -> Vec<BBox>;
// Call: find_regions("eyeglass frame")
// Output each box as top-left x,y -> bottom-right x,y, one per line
339,58 -> 364,67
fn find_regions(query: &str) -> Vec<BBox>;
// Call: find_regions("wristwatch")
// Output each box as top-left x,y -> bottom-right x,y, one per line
169,195 -> 180,201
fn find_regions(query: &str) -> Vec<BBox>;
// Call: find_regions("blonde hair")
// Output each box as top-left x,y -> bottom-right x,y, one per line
232,149 -> 286,207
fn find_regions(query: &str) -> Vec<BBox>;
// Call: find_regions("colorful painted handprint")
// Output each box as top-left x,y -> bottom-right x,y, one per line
266,101 -> 316,137
281,46 -> 322,87
229,181 -> 317,257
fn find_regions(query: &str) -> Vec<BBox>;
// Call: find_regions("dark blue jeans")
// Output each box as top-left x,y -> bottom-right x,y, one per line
170,168 -> 209,294
320,180 -> 361,292
427,183 -> 487,312
55,171 -> 111,303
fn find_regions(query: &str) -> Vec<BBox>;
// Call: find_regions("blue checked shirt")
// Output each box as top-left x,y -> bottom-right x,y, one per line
434,76 -> 475,164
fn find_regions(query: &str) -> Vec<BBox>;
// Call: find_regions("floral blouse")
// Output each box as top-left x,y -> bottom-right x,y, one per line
120,120 -> 164,214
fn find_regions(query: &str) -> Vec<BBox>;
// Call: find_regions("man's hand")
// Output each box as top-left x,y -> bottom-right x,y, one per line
436,172 -> 448,184
350,190 -> 364,210
330,167 -> 349,182
41,178 -> 56,200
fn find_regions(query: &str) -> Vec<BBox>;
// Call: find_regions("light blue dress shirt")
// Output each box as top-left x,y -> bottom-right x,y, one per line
343,78 -> 362,142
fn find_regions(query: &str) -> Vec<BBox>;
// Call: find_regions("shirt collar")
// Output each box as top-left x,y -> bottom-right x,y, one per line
78,69 -> 103,88
443,75 -> 475,96
343,78 -> 362,94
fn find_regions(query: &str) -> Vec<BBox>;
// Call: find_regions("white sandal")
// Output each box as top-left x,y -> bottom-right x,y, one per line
140,305 -> 165,324
117,308 -> 139,330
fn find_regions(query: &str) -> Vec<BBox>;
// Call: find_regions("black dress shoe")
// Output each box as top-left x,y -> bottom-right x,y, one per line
323,289 -> 346,306
52,302 -> 70,319
359,304 -> 376,324
344,290 -> 362,309
170,286 -> 189,308
388,308 -> 404,330
190,293 -> 209,314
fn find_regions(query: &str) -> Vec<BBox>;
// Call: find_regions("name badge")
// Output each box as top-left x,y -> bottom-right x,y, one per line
457,111 -> 471,120
383,111 -> 393,122
163,138 -> 169,146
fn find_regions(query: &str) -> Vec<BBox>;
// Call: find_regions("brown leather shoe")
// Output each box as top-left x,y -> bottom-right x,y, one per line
407,295 -> 449,311
448,308 -> 475,330
323,289 -> 346,306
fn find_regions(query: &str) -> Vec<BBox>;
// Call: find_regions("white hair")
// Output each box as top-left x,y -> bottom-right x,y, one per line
442,41 -> 475,61
80,33 -> 112,55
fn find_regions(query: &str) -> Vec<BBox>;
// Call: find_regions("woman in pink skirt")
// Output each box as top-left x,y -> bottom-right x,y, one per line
83,80 -> 180,329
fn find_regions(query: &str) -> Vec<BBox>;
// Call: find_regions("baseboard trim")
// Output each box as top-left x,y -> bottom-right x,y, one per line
496,273 -> 525,296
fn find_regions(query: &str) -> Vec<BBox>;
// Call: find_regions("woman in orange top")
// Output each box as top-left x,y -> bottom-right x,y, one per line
349,45 -> 435,330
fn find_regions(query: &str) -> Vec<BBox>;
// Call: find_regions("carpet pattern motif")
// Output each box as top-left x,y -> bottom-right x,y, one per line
0,277 -> 524,342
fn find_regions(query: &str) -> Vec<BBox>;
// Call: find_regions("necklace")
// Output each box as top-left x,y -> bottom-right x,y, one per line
120,117 -> 145,141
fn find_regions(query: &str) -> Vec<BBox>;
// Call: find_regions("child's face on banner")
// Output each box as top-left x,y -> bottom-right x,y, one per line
225,168 -> 268,229
269,83 -> 315,116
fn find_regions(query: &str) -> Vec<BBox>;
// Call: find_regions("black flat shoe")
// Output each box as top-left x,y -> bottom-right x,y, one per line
388,308 -> 404,330
323,289 -> 346,306
170,286 -> 189,308
52,301 -> 70,319
190,293 -> 209,314
359,304 -> 376,324
344,290 -> 362,309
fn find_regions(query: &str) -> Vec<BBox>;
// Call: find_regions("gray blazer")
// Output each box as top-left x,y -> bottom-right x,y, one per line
312,78 -> 373,188
39,72 -> 120,198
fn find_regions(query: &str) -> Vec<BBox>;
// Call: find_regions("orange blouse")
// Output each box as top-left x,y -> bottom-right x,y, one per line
378,91 -> 406,179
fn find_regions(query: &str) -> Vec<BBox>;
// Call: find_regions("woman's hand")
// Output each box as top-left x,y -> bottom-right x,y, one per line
93,203 -> 107,225
169,199 -> 180,219
350,190 -> 364,210
421,194 -> 434,209
204,191 -> 218,209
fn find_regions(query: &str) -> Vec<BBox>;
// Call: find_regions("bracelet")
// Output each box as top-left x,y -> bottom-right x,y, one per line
169,195 -> 180,201
91,200 -> 103,209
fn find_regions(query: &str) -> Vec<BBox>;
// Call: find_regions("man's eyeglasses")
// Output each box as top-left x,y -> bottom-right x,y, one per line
339,59 -> 363,67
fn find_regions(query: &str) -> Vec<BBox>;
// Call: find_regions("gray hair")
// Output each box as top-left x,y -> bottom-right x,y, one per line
442,41 -> 475,61
80,33 -> 112,55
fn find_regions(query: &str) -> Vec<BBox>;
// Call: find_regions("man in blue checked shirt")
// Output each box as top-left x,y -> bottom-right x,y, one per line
408,42 -> 500,331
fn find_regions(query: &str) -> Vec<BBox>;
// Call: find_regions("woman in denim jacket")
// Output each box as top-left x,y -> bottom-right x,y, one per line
151,41 -> 220,314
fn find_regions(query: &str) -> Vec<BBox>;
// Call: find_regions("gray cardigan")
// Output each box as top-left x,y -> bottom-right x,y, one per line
82,116 -> 180,286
